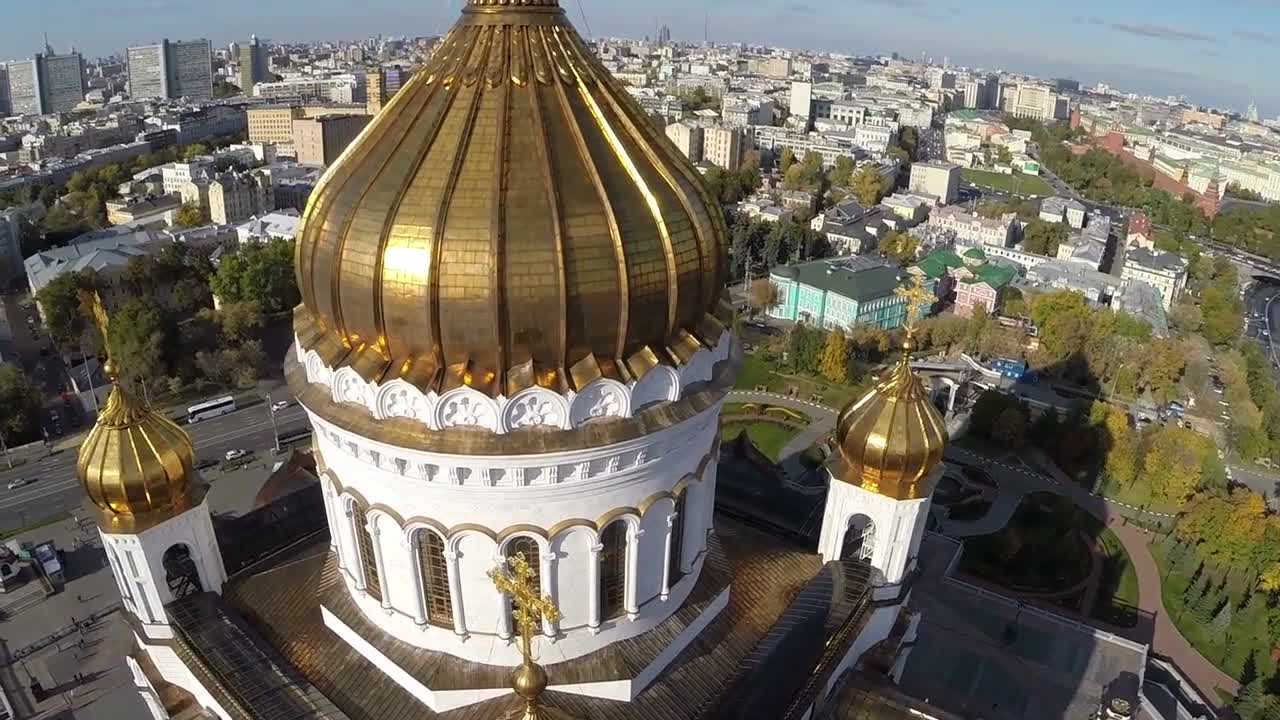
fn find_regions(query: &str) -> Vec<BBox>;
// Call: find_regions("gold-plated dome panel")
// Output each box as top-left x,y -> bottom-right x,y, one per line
831,343 -> 948,501
76,382 -> 198,529
294,0 -> 729,398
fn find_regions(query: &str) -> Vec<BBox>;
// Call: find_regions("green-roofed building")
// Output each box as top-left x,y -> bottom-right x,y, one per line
909,249 -> 1019,318
768,256 -> 911,331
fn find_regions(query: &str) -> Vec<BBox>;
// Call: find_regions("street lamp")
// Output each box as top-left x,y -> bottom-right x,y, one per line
265,393 -> 280,454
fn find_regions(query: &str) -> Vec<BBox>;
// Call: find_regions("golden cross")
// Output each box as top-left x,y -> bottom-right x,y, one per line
81,290 -> 118,378
895,275 -> 935,330
489,552 -> 561,664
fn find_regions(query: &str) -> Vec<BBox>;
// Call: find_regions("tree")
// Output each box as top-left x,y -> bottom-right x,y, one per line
897,126 -> 918,162
215,301 -> 265,341
779,148 -> 797,174
818,328 -> 851,384
1258,563 -> 1280,593
175,202 -> 207,228
991,406 -> 1028,448
996,146 -> 1013,165
748,281 -> 782,315
1144,426 -> 1213,503
209,238 -> 300,314
108,299 -> 169,388
0,364 -> 42,445
879,231 -> 919,266
1138,338 -> 1186,404
829,156 -> 856,188
35,271 -> 97,348
851,165 -> 890,207
1021,219 -> 1067,256
1170,301 -> 1203,334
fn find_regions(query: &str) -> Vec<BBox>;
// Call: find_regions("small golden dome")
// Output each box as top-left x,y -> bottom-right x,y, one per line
76,381 -> 198,529
293,0 -> 730,399
830,338 -> 948,500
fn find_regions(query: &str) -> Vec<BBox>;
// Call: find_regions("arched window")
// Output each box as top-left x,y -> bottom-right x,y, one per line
352,505 -> 382,601
162,544 -> 202,599
107,545 -> 133,604
668,492 -> 687,584
842,515 -> 876,563
599,522 -> 628,621
505,537 -> 541,629
415,530 -> 453,629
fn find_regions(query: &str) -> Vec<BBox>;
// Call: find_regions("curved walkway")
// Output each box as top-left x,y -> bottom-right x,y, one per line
944,445 -> 1240,707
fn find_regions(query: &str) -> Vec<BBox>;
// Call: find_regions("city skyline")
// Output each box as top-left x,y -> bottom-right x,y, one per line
1,0 -> 1275,113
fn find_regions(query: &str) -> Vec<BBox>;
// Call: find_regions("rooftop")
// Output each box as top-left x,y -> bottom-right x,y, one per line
1125,247 -> 1187,274
771,256 -> 905,303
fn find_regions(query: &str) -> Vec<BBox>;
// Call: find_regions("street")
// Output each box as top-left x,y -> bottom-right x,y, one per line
0,402 -> 309,532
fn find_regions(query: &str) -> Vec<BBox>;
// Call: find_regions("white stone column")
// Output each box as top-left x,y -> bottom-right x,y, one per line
540,551 -> 556,638
625,526 -> 643,620
445,549 -> 467,637
405,535 -> 427,626
367,521 -> 391,609
948,382 -> 960,414
661,512 -> 676,601
338,504 -> 353,572
587,542 -> 603,633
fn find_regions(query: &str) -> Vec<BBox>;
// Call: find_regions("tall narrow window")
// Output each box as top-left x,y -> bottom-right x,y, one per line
668,492 -> 687,584
505,537 -> 540,629
353,505 -> 382,601
843,516 -> 876,563
599,522 -> 628,620
415,530 -> 453,629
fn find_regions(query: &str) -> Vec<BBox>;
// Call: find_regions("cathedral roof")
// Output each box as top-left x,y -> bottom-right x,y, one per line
76,370 -> 201,532
830,332 -> 947,501
293,0 -> 730,400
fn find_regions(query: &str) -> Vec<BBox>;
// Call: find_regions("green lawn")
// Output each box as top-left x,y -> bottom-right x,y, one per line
1151,539 -> 1274,681
1096,476 -> 1182,517
734,353 -> 869,410
960,493 -> 1094,593
962,168 -> 1054,197
1090,528 -> 1140,627
720,420 -> 799,463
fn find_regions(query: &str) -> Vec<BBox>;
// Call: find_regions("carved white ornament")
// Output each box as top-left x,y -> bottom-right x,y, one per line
333,369 -> 370,407
502,388 -> 568,431
569,379 -> 631,428
435,388 -> 499,431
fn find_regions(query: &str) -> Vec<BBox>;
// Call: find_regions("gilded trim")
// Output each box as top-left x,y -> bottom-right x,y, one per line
546,517 -> 597,540
495,524 -> 550,546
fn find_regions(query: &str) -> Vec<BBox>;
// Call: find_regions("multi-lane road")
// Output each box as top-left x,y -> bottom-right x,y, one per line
0,402 -> 310,531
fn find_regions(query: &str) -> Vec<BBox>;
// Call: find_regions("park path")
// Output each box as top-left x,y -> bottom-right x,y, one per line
1010,447 -> 1241,706
727,391 -> 838,459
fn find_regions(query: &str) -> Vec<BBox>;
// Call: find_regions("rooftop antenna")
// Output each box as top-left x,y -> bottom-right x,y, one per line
43,32 -> 53,55
704,8 -> 709,44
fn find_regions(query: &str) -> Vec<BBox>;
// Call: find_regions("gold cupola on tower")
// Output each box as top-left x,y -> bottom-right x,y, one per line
292,0 -> 731,399
76,297 -> 201,531
829,283 -> 948,500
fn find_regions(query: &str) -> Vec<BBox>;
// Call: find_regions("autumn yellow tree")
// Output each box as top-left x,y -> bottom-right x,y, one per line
1144,426 -> 1211,504
1259,563 -> 1280,593
818,328 -> 851,384
1102,407 -> 1139,488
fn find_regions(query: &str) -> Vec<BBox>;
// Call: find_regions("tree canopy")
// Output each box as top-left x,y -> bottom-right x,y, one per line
210,238 -> 300,314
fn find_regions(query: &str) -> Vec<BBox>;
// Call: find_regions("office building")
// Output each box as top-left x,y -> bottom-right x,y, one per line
0,64 -> 9,115
3,50 -> 85,115
789,80 -> 812,119
207,171 -> 273,225
702,126 -> 743,169
1011,83 -> 1057,122
292,114 -> 370,166
248,105 -> 306,144
126,39 -> 211,100
366,70 -> 387,115
908,161 -> 960,205
769,256 -> 910,330
1122,247 -> 1188,311
239,35 -> 269,94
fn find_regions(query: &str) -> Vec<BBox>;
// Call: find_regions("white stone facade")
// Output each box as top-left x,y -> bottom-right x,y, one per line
296,332 -> 731,435
100,500 -> 227,641
816,467 -> 940,587
312,395 -> 722,667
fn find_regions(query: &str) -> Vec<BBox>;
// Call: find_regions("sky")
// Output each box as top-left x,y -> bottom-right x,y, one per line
1,0 -> 1276,115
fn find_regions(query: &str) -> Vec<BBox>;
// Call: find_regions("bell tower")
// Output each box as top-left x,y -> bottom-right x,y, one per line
76,295 -> 225,640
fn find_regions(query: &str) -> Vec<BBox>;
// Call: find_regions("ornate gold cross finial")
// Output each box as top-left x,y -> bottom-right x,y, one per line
895,275 -> 935,333
81,290 -> 118,380
489,552 -> 564,720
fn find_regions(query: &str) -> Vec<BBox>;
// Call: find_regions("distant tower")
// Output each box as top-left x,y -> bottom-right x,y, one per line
77,309 -> 226,640
1247,100 -> 1260,123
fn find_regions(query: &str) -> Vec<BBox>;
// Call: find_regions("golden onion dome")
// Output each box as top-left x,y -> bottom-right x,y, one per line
830,334 -> 948,500
293,0 -> 730,399
77,376 -> 199,530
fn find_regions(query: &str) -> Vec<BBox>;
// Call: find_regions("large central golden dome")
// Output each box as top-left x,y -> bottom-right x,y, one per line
294,0 -> 730,398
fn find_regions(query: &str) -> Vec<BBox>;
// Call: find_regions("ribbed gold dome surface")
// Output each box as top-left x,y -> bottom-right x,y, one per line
294,0 -> 730,398
830,339 -> 948,501
77,380 -> 198,530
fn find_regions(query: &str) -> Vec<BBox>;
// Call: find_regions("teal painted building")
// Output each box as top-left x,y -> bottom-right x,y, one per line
768,256 -> 909,331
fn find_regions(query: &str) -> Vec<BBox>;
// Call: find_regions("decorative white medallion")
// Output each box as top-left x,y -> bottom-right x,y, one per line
332,368 -> 370,407
502,388 -> 569,432
569,379 -> 631,428
631,365 -> 680,412
375,379 -> 433,421
435,388 -> 500,431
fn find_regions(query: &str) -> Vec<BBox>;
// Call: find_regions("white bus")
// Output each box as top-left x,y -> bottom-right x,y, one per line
187,396 -> 237,424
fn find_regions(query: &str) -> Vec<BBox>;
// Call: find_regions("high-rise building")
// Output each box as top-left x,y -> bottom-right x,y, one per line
292,113 -> 370,166
0,64 -> 10,115
247,105 -> 305,144
908,161 -> 961,205
41,51 -> 86,113
664,121 -> 703,163
703,126 -> 743,169
366,70 -> 386,115
169,39 -> 213,100
238,35 -> 269,94
2,50 -> 85,116
126,43 -> 168,99
1247,101 -> 1261,123
658,24 -> 672,46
